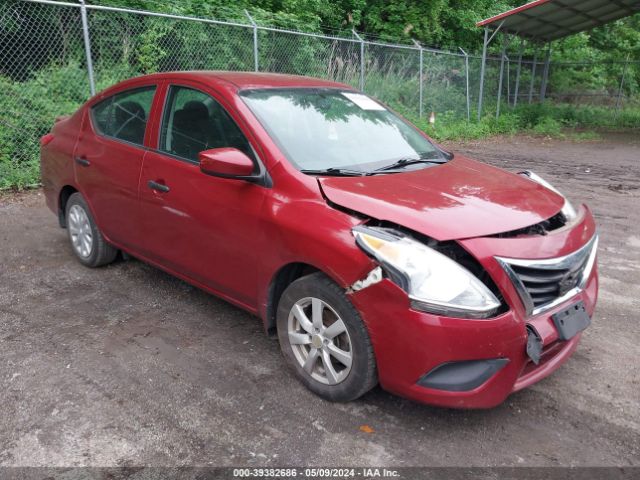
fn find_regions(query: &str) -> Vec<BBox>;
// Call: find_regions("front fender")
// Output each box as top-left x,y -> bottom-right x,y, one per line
256,196 -> 376,323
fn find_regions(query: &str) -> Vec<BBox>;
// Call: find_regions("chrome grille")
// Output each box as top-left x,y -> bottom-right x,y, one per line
496,235 -> 598,316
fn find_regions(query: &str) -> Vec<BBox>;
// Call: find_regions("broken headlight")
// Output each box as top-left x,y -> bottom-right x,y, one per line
519,170 -> 577,222
352,226 -> 500,318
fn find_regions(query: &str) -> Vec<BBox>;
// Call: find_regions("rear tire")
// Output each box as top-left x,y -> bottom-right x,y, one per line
277,272 -> 377,402
65,192 -> 118,268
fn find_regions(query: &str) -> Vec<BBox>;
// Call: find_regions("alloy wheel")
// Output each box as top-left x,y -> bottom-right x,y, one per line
68,204 -> 93,258
287,297 -> 353,385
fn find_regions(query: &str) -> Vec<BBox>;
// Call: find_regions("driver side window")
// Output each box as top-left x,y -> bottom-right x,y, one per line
159,86 -> 254,163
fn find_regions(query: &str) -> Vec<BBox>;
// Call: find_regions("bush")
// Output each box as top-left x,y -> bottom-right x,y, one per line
0,63 -> 89,189
402,102 -> 640,141
0,61 -> 143,189
1,58 -> 639,190
531,116 -> 563,136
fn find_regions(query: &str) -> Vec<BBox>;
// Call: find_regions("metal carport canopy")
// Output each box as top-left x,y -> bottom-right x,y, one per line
474,0 -> 640,120
477,0 -> 640,41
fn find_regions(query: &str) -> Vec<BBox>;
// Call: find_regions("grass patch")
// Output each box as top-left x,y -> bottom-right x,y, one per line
403,103 -> 640,141
566,131 -> 602,141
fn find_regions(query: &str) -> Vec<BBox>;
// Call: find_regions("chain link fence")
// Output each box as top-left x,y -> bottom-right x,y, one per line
0,0 -> 91,186
0,0 -> 637,188
546,60 -> 640,108
88,8 -> 256,86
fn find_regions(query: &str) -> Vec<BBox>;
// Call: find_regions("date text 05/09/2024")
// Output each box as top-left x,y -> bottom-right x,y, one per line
232,468 -> 400,478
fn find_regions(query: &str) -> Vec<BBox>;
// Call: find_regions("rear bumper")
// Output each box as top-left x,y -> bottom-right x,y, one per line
349,206 -> 598,409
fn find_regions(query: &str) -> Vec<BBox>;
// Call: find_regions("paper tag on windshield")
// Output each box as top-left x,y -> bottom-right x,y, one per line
342,92 -> 386,111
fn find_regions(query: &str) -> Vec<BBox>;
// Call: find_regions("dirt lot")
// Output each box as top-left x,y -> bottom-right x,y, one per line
1,132 -> 639,468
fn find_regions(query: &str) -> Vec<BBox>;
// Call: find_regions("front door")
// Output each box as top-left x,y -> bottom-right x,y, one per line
138,83 -> 268,308
74,85 -> 157,249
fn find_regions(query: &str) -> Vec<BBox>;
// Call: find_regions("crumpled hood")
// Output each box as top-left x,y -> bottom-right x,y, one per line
318,156 -> 565,241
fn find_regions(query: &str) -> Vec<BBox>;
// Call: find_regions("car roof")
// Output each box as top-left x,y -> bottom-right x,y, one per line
132,71 -> 353,91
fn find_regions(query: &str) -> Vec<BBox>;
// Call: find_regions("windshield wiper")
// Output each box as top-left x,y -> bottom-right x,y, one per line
374,153 -> 447,172
300,168 -> 370,177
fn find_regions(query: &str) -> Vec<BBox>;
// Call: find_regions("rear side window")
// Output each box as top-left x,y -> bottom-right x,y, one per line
90,86 -> 156,146
159,85 -> 254,162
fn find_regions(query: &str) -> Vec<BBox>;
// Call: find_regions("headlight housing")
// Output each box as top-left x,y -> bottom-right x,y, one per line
352,226 -> 501,318
519,170 -> 577,222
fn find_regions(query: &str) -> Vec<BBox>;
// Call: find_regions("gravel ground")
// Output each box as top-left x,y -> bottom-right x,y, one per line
0,132 -> 638,468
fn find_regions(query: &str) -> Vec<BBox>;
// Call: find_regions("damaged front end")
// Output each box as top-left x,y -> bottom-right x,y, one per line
333,170 -> 586,317
341,206 -> 597,407
349,224 -> 503,319
314,167 -> 597,407
342,193 -> 588,322
347,266 -> 383,294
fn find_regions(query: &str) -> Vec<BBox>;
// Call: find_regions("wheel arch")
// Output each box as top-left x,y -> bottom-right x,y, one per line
264,262 -> 322,335
57,184 -> 107,242
58,185 -> 79,227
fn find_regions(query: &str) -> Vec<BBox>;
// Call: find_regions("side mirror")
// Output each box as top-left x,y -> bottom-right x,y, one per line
199,148 -> 255,179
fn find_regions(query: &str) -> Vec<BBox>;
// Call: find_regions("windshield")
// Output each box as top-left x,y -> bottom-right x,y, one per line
240,88 -> 445,173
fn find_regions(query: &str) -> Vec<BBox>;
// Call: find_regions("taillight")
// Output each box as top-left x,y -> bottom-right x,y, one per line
40,133 -> 54,147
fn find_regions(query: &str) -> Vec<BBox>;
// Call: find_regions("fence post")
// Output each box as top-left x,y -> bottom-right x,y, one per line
413,40 -> 424,119
539,43 -> 551,101
496,35 -> 509,118
244,10 -> 259,72
459,47 -> 470,121
513,38 -> 524,107
79,0 -> 96,96
352,30 -> 365,91
528,51 -> 538,104
477,27 -> 489,121
615,55 -> 630,113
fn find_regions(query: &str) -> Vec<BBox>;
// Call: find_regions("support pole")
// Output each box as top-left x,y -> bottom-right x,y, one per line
352,30 -> 365,91
506,56 -> 510,107
615,55 -> 630,112
539,43 -> 551,101
513,38 -> 524,107
477,21 -> 504,121
477,27 -> 489,121
413,40 -> 424,118
245,10 -> 259,72
459,47 -> 470,121
528,51 -> 538,104
496,35 -> 508,118
79,0 -> 96,96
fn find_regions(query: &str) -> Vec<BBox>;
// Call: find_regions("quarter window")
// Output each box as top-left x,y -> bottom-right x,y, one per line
90,86 -> 156,146
159,86 -> 254,162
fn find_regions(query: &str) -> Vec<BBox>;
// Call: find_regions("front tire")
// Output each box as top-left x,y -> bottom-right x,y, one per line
65,192 -> 117,267
277,272 -> 377,402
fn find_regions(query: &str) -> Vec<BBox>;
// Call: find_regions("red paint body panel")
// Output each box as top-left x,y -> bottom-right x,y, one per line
40,109 -> 83,215
40,71 -> 599,409
138,149 -> 269,306
350,244 -> 597,409
73,111 -> 146,249
319,155 -> 565,241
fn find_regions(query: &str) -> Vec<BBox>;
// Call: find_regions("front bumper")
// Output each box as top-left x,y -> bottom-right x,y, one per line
349,205 -> 598,409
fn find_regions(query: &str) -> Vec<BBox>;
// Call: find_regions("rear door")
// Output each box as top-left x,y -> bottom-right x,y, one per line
74,84 -> 158,249
138,81 -> 268,308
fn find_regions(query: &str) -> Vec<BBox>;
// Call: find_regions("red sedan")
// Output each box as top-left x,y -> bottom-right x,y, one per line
40,72 -> 598,408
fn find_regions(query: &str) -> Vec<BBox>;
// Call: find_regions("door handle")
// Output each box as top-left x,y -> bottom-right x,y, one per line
75,157 -> 91,167
148,180 -> 170,193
